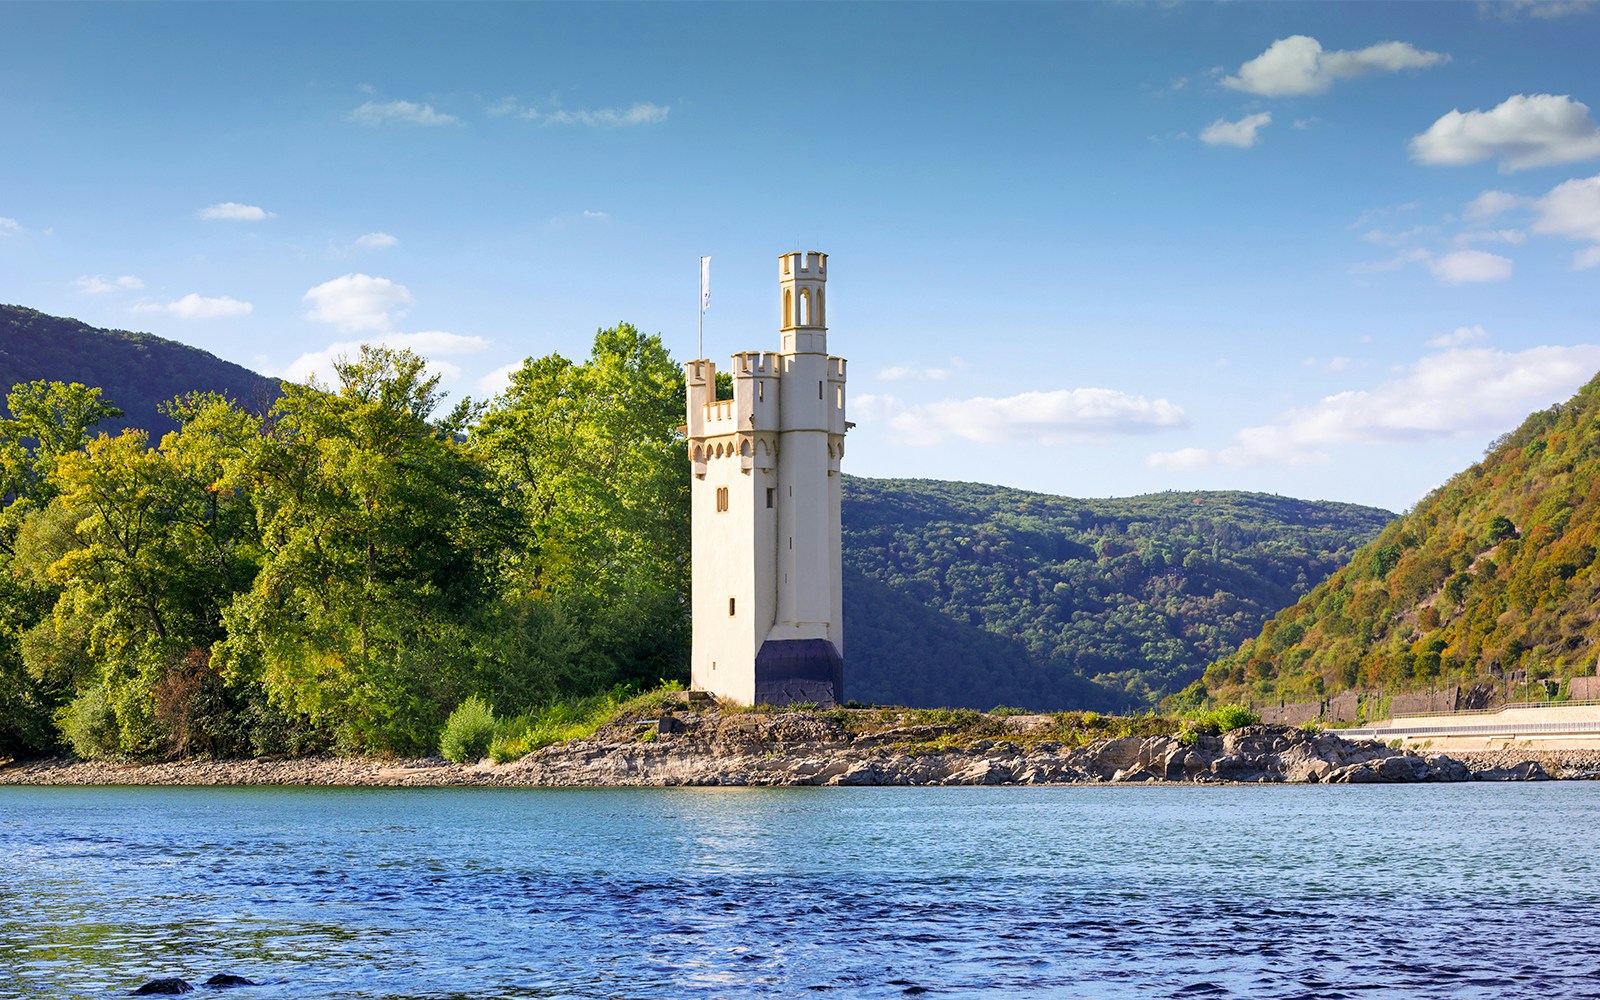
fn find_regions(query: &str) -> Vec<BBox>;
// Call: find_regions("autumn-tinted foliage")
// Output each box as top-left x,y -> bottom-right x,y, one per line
1204,371 -> 1600,706
842,479 -> 1392,712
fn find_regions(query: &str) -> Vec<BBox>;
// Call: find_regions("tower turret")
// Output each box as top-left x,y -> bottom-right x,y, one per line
686,251 -> 848,707
778,251 -> 828,355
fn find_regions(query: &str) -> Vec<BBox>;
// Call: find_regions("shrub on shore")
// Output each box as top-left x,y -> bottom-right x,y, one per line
439,697 -> 497,763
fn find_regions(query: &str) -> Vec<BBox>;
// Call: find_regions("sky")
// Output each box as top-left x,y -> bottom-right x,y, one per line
3,1 -> 1599,514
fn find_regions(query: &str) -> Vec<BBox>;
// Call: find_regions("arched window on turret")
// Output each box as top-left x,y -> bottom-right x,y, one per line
799,289 -> 811,326
783,289 -> 793,328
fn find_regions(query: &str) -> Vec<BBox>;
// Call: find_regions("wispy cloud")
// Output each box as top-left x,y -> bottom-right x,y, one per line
1411,94 -> 1600,172
134,293 -> 253,319
1302,356 -> 1354,373
1224,36 -> 1447,97
199,202 -> 273,222
491,98 -> 669,128
353,232 -> 399,249
303,273 -> 414,332
1464,190 -> 1528,219
0,217 -> 21,235
858,387 -> 1187,446
1200,112 -> 1272,148
1430,249 -> 1514,284
1426,325 -> 1489,348
1453,229 -> 1526,247
1483,0 -> 1598,21
75,275 -> 144,294
1148,343 -> 1600,471
347,100 -> 458,127
1351,247 -> 1512,284
878,359 -> 963,382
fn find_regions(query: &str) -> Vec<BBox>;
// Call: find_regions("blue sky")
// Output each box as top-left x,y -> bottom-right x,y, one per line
3,1 -> 1600,513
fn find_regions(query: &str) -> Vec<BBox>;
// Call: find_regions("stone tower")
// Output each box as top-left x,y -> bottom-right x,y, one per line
685,251 -> 849,706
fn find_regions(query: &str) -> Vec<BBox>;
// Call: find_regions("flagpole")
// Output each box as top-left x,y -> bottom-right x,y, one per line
698,256 -> 704,360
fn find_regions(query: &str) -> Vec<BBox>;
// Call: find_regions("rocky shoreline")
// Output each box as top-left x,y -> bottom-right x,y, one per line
3,709 -> 1590,787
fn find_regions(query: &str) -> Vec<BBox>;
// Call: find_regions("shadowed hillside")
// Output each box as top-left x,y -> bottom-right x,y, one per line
841,478 -> 1393,712
0,305 -> 281,438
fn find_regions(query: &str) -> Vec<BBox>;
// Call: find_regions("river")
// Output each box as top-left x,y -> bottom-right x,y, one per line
2,784 -> 1597,999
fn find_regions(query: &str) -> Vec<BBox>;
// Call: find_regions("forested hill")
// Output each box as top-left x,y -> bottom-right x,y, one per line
1200,371 -> 1600,709
0,305 -> 281,437
840,478 -> 1393,713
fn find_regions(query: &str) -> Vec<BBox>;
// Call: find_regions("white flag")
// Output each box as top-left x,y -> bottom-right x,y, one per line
700,256 -> 711,313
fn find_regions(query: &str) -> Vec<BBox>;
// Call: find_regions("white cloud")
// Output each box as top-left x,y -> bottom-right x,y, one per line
1148,343 -> 1600,470
135,293 -> 253,319
1411,94 -> 1600,172
1532,173 -> 1600,241
1426,325 -> 1489,348
494,99 -> 670,128
303,273 -> 414,332
863,388 -> 1187,447
75,274 -> 144,294
354,232 -> 399,249
477,361 -> 522,397
1574,245 -> 1600,269
1465,190 -> 1528,219
281,331 -> 490,387
347,100 -> 458,127
1200,112 -> 1272,148
582,210 -> 609,220
0,217 -> 21,235
1223,35 -> 1447,97
1429,249 -> 1514,283
199,202 -> 273,222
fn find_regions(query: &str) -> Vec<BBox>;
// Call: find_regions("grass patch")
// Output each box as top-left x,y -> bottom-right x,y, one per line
485,681 -> 685,763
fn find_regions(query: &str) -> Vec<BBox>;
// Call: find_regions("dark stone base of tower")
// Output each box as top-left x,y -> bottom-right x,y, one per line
754,639 -> 843,707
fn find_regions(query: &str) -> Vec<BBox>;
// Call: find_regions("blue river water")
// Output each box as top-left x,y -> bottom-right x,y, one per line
2,783 -> 1598,1000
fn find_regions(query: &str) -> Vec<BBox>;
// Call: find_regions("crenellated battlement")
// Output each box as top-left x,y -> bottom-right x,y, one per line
731,351 -> 782,376
780,251 -> 826,278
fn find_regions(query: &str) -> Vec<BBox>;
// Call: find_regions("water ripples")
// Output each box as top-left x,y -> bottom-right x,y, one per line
1,784 -> 1598,999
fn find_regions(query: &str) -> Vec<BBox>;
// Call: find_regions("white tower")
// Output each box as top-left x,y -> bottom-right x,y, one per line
686,251 -> 848,706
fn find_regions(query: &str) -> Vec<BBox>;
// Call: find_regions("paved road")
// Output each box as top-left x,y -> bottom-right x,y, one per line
1344,719 -> 1600,739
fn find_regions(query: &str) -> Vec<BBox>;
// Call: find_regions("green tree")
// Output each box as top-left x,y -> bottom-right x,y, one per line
214,347 -> 510,753
0,381 -> 123,755
472,324 -> 690,692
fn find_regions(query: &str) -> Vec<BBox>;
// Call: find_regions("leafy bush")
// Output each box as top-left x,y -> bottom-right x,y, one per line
439,696 -> 497,763
1185,703 -> 1259,735
57,687 -> 120,759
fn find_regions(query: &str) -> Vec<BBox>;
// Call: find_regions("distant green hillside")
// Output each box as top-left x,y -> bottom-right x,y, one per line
0,305 -> 281,438
1201,371 -> 1600,708
841,479 -> 1393,712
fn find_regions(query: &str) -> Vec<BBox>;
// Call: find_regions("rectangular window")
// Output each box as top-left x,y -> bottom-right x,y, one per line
758,381 -> 764,401
728,597 -> 736,616
716,486 -> 729,512
766,488 -> 775,508
818,380 -> 824,399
